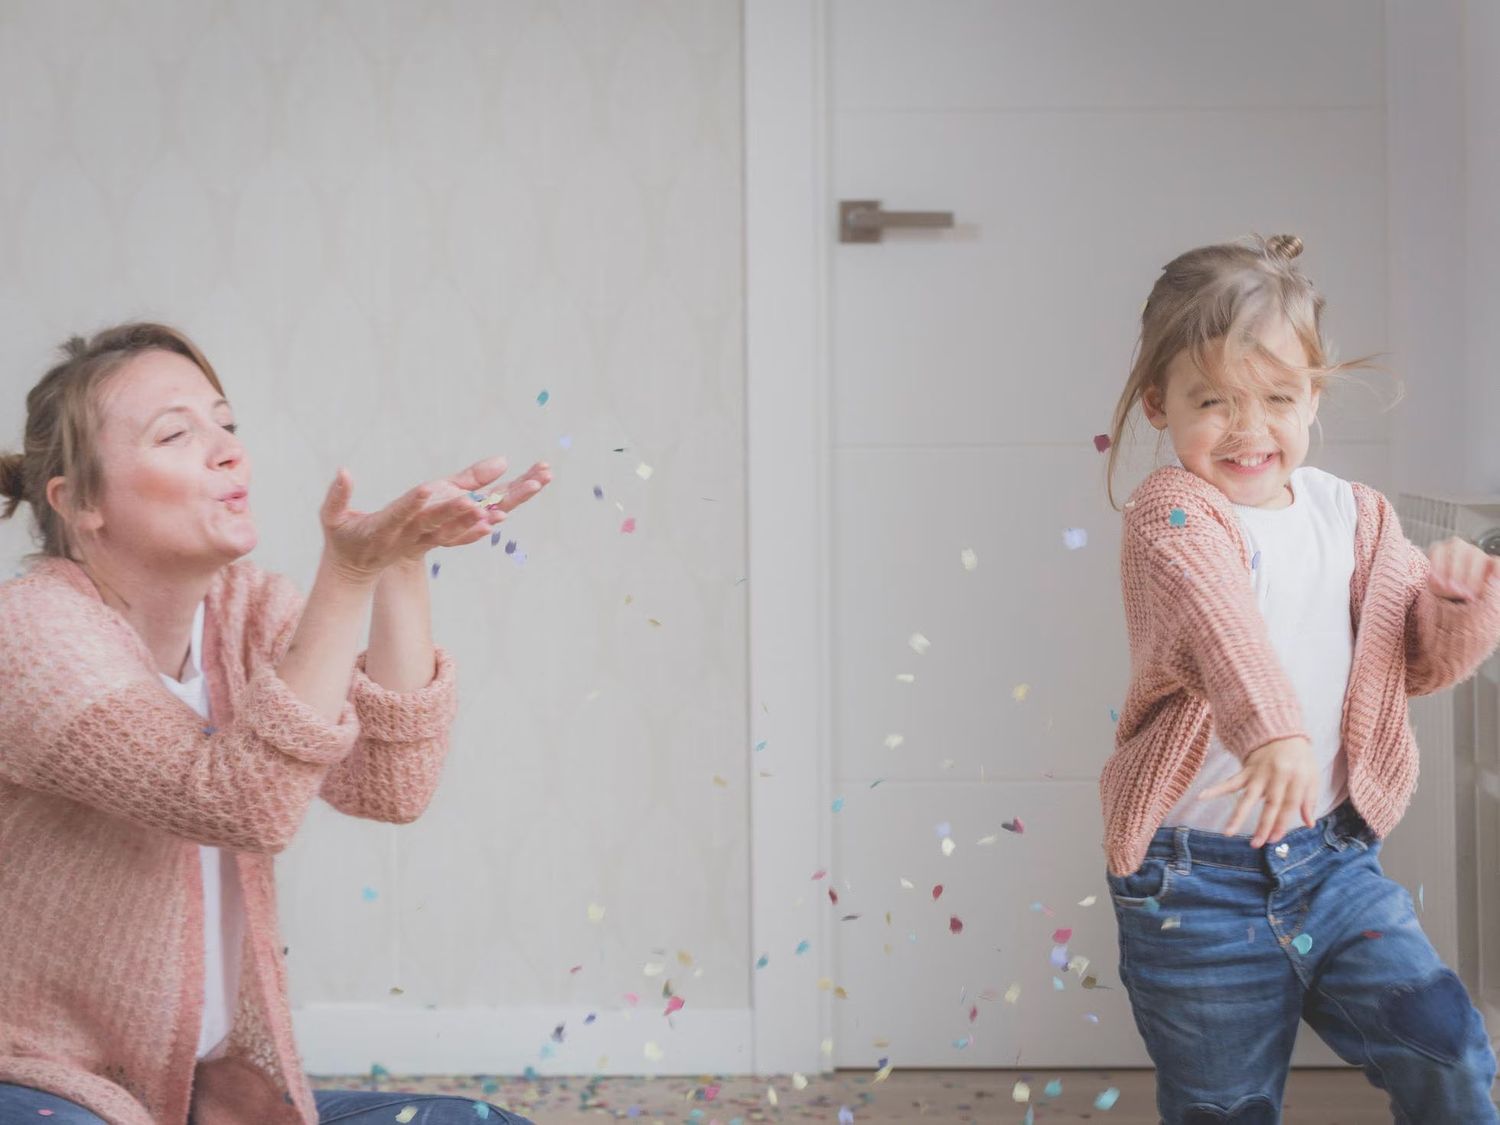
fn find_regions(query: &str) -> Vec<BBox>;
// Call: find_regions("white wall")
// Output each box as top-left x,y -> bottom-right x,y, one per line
0,0 -> 750,1074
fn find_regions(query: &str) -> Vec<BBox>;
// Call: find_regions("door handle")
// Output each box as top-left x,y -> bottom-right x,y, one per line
839,199 -> 956,243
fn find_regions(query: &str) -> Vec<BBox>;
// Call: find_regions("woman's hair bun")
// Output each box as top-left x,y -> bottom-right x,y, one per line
1265,233 -> 1304,262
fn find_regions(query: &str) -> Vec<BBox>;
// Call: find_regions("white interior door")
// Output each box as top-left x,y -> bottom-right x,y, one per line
819,0 -> 1392,1068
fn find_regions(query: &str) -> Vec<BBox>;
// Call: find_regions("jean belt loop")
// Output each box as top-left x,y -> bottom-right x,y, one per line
1172,825 -> 1192,874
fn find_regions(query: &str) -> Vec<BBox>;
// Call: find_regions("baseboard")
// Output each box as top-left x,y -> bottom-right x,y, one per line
293,1004 -> 754,1076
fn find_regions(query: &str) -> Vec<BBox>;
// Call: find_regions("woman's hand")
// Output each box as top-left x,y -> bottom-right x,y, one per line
1427,537 -> 1500,602
1196,736 -> 1319,848
319,456 -> 553,582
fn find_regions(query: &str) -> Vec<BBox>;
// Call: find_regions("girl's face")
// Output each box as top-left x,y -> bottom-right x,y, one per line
68,349 -> 257,569
1142,317 -> 1320,510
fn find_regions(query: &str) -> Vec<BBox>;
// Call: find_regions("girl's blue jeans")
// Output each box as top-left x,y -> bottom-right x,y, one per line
1109,800 -> 1498,1123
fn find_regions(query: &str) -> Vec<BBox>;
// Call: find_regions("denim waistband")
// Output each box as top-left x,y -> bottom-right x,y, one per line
1142,799 -> 1369,875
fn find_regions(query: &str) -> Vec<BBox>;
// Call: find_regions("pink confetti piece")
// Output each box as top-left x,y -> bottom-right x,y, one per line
1052,928 -> 1073,943
828,888 -> 839,906
811,869 -> 827,880
932,884 -> 944,901
1002,818 -> 1025,834
621,517 -> 637,534
623,992 -> 640,1006
664,996 -> 685,1016
1093,434 -> 1112,452
1363,930 -> 1384,939
704,1084 -> 720,1101
949,915 -> 964,935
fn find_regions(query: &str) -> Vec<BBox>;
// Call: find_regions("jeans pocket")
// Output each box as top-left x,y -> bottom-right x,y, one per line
1107,857 -> 1172,908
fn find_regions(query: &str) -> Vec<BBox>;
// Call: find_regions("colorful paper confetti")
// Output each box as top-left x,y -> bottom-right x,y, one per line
1093,434 -> 1112,452
961,548 -> 978,571
1062,527 -> 1088,550
1169,507 -> 1187,527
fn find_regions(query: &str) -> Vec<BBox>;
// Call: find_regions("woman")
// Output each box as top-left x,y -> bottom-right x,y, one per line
0,323 -> 548,1124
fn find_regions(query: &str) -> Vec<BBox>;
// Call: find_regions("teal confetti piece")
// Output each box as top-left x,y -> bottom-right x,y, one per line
1143,896 -> 1161,913
1045,1080 -> 1062,1097
832,797 -> 845,813
756,954 -> 769,969
361,887 -> 378,903
1053,976 -> 1065,991
474,1106 -> 490,1119
1169,507 -> 1187,527
1109,708 -> 1119,723
795,940 -> 810,955
537,390 -> 550,406
753,740 -> 767,752
1292,933 -> 1313,955
1095,1087 -> 1120,1110
953,1036 -> 970,1048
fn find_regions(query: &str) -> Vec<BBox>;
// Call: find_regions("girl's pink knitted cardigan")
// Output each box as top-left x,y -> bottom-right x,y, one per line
1103,466 -> 1500,876
0,556 -> 457,1124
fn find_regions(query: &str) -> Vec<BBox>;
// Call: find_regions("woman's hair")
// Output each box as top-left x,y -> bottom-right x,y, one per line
0,322 -> 225,561
1105,233 -> 1372,508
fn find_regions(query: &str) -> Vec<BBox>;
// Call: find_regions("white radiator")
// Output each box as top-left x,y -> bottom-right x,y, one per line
1397,492 -> 1500,1024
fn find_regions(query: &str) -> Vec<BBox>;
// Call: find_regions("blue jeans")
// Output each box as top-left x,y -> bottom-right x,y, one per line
1109,801 -> 1498,1123
0,1083 -> 536,1123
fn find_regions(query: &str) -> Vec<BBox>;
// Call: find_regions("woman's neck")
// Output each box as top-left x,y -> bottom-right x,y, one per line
79,554 -> 215,680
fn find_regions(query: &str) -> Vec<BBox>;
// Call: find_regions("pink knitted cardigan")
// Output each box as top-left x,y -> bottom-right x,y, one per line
1102,466 -> 1500,876
0,556 -> 457,1125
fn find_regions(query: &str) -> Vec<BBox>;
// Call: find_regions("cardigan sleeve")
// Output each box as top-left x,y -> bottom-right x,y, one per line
1122,476 -> 1308,759
0,575 -> 359,853
1391,497 -> 1500,696
316,648 -> 458,823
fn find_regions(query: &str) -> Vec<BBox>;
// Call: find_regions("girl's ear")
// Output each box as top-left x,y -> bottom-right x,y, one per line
1141,386 -> 1169,431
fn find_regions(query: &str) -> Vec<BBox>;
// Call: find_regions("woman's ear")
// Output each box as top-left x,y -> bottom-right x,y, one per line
46,476 -> 103,535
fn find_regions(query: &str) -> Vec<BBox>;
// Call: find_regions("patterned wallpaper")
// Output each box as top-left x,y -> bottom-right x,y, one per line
0,0 -> 750,1016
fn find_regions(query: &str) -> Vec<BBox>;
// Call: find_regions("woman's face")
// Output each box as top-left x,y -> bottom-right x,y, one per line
71,349 -> 256,570
1142,317 -> 1320,510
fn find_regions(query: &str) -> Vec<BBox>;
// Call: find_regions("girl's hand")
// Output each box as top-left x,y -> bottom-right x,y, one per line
319,457 -> 552,581
1427,537 -> 1500,602
1196,736 -> 1319,848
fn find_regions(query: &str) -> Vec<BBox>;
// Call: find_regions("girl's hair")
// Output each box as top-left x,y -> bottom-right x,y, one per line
1105,233 -> 1370,508
0,323 -> 225,561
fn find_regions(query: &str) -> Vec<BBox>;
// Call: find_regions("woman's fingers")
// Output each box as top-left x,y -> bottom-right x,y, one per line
1223,785 -> 1263,837
1197,769 -> 1249,803
320,468 -> 355,527
447,456 -> 509,494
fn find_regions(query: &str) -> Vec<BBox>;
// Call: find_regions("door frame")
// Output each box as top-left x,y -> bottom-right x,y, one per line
744,0 -> 836,1075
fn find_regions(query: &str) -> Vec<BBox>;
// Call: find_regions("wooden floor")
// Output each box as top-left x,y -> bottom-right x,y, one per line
312,1067 -> 1401,1122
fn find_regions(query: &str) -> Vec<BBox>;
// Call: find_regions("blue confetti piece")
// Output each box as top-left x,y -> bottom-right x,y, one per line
474,1106 -> 490,1119
505,540 -> 517,555
512,550 -> 527,567
1062,527 -> 1088,550
839,1108 -> 854,1125
688,1110 -> 704,1121
627,1108 -> 641,1119
1251,549 -> 1261,570
202,726 -> 217,736
585,1012 -> 597,1024
1109,708 -> 1119,723
754,739 -> 767,752
1169,507 -> 1187,528
361,887 -> 378,903
935,821 -> 951,838
559,435 -> 573,450
756,954 -> 769,969
1095,1087 -> 1120,1110
481,1080 -> 499,1095
539,1043 -> 555,1060
1025,1110 -> 1034,1125
537,390 -> 550,406
490,530 -> 503,547
832,797 -> 845,813
430,562 -> 440,579
370,1064 -> 390,1081
1292,933 -> 1313,955
1045,1079 -> 1063,1097
593,485 -> 604,500
953,1036 -> 970,1048
795,940 -> 810,955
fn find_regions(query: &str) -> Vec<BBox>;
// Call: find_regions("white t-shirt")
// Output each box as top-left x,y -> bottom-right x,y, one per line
156,599 -> 244,1061
1160,465 -> 1358,834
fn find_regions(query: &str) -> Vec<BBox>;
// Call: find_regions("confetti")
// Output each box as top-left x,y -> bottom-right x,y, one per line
636,462 -> 654,481
832,797 -> 845,813
643,962 -> 664,977
593,485 -> 604,499
895,672 -> 915,684
536,390 -> 550,406
839,1108 -> 854,1125
1013,1081 -> 1031,1103
1005,984 -> 1021,1004
940,836 -> 957,857
429,563 -> 440,579
664,996 -> 685,1016
1012,682 -> 1031,702
976,834 -> 999,845
1169,507 -> 1187,527
795,940 -> 810,955
756,954 -> 769,969
1062,527 -> 1088,550
909,632 -> 931,655
396,1109 -> 418,1124
1161,916 -> 1182,931
1045,1079 -> 1063,1097
949,915 -> 964,935
1002,818 -> 1025,834
1292,933 -> 1313,954
932,884 -> 944,901
1052,927 -> 1073,943
473,1107 -> 489,1120
874,1062 -> 893,1082
644,1042 -> 663,1062
767,1087 -> 778,1107
1078,895 -> 1097,906
792,1073 -> 808,1090
1363,930 -> 1384,939
621,517 -> 636,534
712,775 -> 728,788
961,548 -> 978,571
1251,549 -> 1261,570
587,903 -> 606,924
361,887 -> 378,903
883,733 -> 905,750
1093,434 -> 1112,452
935,821 -> 951,838
1095,1087 -> 1120,1110
559,435 -> 572,450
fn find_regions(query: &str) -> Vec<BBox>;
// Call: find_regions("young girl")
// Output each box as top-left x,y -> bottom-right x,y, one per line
0,323 -> 549,1124
1101,234 -> 1500,1123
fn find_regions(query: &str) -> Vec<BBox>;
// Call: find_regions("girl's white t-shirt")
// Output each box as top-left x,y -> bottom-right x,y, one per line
1160,465 -> 1359,834
156,599 -> 244,1061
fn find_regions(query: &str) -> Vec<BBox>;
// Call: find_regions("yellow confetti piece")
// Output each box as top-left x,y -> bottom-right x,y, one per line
644,1041 -> 663,1062
909,632 -> 931,655
587,903 -> 606,924
884,733 -> 905,750
793,1073 -> 809,1090
1078,894 -> 1098,907
883,943 -> 893,955
874,1063 -> 894,1082
597,1055 -> 609,1070
1162,916 -> 1182,930
677,950 -> 694,966
976,834 -> 999,845
767,1087 -> 779,1107
961,548 -> 978,571
821,1038 -> 835,1056
1013,1081 -> 1031,1103
396,1109 -> 417,1124
644,962 -> 665,977
817,977 -> 833,991
896,672 -> 915,684
712,775 -> 728,788
1012,683 -> 1031,702
636,462 -> 654,480
834,986 -> 848,1000
1005,984 -> 1021,1004
941,837 -> 956,857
